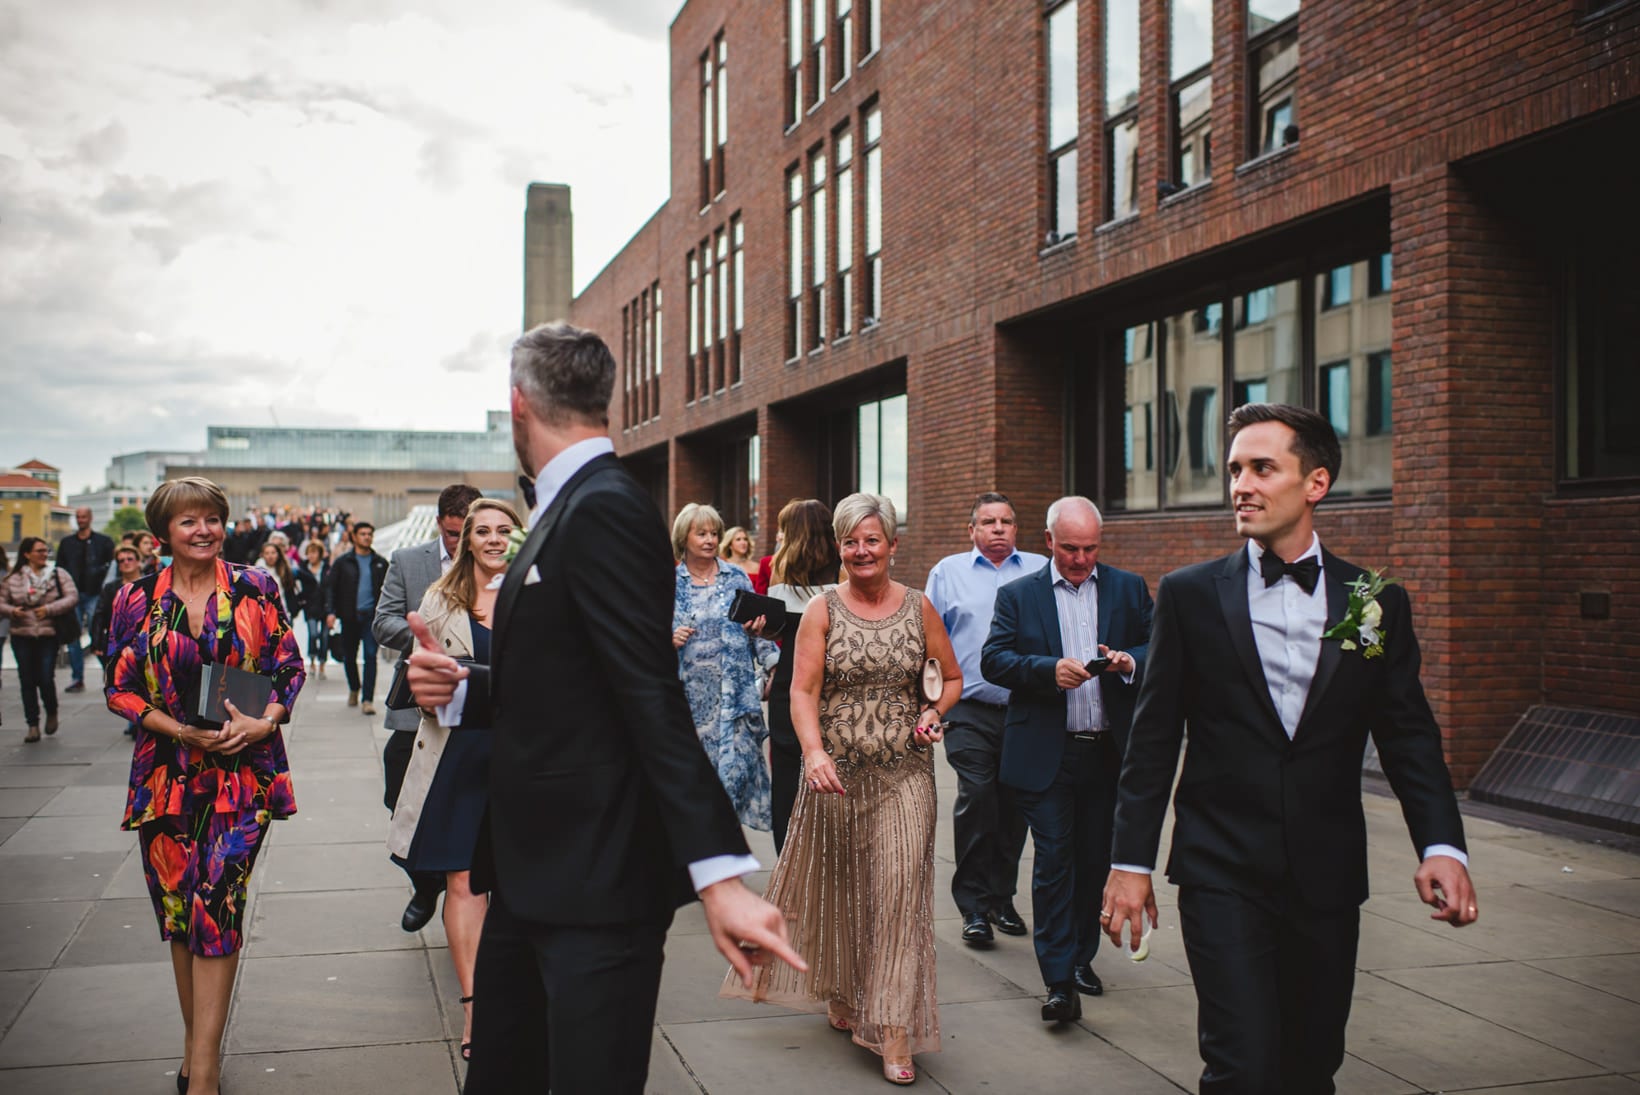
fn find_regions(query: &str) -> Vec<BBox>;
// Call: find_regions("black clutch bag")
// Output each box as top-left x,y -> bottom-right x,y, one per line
728,589 -> 788,637
385,659 -> 492,727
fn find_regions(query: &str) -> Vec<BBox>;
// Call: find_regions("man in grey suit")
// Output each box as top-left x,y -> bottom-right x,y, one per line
374,482 -> 483,931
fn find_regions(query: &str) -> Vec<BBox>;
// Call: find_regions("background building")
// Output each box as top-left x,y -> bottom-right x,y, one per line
106,450 -> 207,492
166,414 -> 519,525
524,182 -> 575,329
566,0 -> 1640,811
1,461 -> 72,554
66,486 -> 151,531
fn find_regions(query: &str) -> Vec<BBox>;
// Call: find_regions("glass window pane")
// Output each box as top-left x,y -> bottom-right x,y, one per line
1164,307 -> 1223,506
837,165 -> 853,268
1105,0 -> 1139,117
1369,251 -> 1392,296
1324,264 -> 1353,308
1117,323 -> 1158,511
1175,72 -> 1212,186
1317,259 -> 1392,496
789,0 -> 803,65
1321,361 -> 1351,438
1172,0 -> 1213,79
880,393 -> 908,517
865,105 -> 881,145
813,180 -> 827,287
1107,114 -> 1139,219
1366,351 -> 1391,437
1248,0 -> 1299,33
1252,26 -> 1299,154
865,144 -> 882,254
1232,279 -> 1300,407
858,401 -> 880,494
1047,1 -> 1079,151
1052,148 -> 1077,238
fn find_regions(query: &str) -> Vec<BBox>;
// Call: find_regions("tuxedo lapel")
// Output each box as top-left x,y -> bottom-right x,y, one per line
1215,550 -> 1285,734
1295,552 -> 1351,734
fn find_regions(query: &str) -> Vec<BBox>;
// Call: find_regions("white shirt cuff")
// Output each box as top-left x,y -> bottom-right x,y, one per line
1111,863 -> 1153,875
436,678 -> 468,728
689,853 -> 762,893
1422,844 -> 1468,867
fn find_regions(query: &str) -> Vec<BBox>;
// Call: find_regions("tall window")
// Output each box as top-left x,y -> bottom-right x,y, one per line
1248,0 -> 1299,157
700,231 -> 715,395
1562,248 -> 1640,483
858,393 -> 909,516
863,103 -> 883,324
1046,1 -> 1079,243
809,0 -> 828,110
1079,250 -> 1395,507
834,0 -> 855,87
687,251 -> 700,400
836,125 -> 855,338
787,0 -> 804,128
714,228 -> 729,389
699,34 -> 727,206
731,217 -> 744,385
862,0 -> 880,58
810,147 -> 828,352
621,281 -> 661,427
1170,0 -> 1213,190
787,166 -> 804,360
1104,0 -> 1140,221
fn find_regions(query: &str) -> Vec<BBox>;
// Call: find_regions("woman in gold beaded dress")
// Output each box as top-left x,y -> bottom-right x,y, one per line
723,493 -> 962,1086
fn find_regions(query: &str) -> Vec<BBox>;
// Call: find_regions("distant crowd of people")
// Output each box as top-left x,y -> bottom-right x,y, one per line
0,321 -> 1480,1094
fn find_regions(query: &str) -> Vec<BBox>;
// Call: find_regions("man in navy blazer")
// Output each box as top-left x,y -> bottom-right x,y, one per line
981,496 -> 1152,1023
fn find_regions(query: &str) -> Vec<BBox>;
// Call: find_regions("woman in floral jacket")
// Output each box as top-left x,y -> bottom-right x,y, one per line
105,477 -> 303,1095
670,503 -> 778,831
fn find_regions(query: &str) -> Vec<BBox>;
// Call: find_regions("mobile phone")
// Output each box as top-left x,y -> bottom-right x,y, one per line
1084,657 -> 1110,675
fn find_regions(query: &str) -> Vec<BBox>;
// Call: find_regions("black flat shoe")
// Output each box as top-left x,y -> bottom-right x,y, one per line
401,889 -> 437,933
177,1070 -> 189,1093
988,903 -> 1028,936
960,911 -> 994,945
1041,986 -> 1082,1022
1074,964 -> 1103,996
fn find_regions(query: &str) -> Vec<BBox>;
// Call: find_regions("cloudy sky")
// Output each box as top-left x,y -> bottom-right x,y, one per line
0,0 -> 680,495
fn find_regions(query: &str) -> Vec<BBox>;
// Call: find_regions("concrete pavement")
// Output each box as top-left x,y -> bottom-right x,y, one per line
1,663 -> 1637,1094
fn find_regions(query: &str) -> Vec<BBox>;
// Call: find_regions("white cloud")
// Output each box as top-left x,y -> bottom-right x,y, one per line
0,0 -> 675,494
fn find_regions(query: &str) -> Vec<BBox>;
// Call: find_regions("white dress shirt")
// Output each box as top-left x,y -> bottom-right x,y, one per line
1051,561 -> 1107,732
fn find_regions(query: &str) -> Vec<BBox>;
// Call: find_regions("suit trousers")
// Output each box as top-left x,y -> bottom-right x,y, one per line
944,699 -> 1028,916
462,888 -> 672,1095
1011,733 -> 1118,987
1178,883 -> 1359,1095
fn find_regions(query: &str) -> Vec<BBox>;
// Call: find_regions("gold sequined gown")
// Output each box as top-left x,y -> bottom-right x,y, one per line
722,587 -> 939,1057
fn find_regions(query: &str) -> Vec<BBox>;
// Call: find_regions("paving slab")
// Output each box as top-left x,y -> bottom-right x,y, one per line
0,851 -> 129,903
0,1058 -> 189,1095
1379,960 -> 1640,1072
1526,952 -> 1640,1004
254,838 -> 408,893
1365,881 -> 1640,961
229,950 -> 445,1053
0,788 -> 59,817
57,897 -> 161,968
0,969 -> 46,1035
221,1041 -> 461,1095
1451,1078 -> 1640,1094
0,814 -> 137,857
0,961 -> 178,1068
246,887 -> 432,957
0,817 -> 23,847
0,765 -> 86,789
1533,877 -> 1640,919
34,783 -> 124,816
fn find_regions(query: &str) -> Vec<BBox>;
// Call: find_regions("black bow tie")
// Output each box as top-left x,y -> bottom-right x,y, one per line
518,475 -> 538,510
1260,552 -> 1321,595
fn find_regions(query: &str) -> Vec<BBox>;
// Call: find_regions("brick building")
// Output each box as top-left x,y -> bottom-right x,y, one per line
568,0 -> 1640,788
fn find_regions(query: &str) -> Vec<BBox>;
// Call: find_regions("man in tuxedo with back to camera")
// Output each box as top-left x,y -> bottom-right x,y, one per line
1103,402 -> 1478,1094
406,322 -> 803,1094
981,496 -> 1151,1023
374,482 -> 482,932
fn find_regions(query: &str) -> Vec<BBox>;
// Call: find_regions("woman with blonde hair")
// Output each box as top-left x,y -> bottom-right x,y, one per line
719,525 -> 756,576
388,497 -> 521,1065
671,502 -> 776,831
724,493 -> 962,1085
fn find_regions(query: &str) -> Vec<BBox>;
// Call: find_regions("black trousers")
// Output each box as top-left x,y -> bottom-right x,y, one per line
944,699 -> 1028,917
463,888 -> 672,1095
1178,883 -> 1359,1095
335,618 -> 377,700
12,635 -> 60,727
767,694 -> 802,854
1010,733 -> 1118,988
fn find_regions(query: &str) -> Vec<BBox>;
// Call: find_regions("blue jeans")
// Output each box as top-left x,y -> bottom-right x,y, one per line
67,592 -> 98,684
305,614 -> 328,665
12,634 -> 60,727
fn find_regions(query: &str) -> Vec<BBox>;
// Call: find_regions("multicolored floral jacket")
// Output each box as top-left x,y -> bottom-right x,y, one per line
106,559 -> 303,830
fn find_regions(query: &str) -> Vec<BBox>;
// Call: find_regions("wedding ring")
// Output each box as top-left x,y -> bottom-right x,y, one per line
1099,910 -> 1112,922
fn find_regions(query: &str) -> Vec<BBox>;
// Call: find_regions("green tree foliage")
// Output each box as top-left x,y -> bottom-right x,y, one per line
104,506 -> 148,537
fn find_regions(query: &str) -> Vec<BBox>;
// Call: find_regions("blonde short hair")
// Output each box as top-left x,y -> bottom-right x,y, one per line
146,477 -> 230,547
670,502 -> 725,559
832,492 -> 898,541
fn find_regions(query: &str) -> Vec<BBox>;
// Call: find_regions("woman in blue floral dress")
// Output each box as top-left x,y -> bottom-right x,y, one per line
671,503 -> 777,831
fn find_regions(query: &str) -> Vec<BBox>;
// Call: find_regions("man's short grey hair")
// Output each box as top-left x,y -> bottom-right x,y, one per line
1045,496 -> 1102,535
832,492 -> 898,540
969,491 -> 1014,525
510,322 -> 616,427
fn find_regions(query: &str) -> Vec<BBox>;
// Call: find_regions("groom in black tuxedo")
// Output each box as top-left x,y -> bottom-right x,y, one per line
1104,403 -> 1478,1095
407,323 -> 803,1093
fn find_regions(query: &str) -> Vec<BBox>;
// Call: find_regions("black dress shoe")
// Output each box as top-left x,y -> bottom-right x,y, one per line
1074,964 -> 1104,996
1041,985 -> 1082,1022
988,902 -> 1028,936
401,889 -> 437,933
960,911 -> 994,945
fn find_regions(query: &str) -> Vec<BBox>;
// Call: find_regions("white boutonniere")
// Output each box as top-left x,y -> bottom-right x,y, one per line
1323,568 -> 1397,659
502,526 -> 529,564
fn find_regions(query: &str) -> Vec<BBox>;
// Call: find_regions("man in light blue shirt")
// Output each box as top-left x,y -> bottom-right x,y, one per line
926,492 -> 1047,945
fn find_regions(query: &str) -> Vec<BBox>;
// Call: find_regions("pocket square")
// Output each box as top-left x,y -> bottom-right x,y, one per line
523,564 -> 542,585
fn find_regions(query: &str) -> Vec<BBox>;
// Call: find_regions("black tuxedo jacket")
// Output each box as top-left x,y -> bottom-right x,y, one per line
982,563 -> 1153,794
1111,547 -> 1466,909
479,452 -> 749,925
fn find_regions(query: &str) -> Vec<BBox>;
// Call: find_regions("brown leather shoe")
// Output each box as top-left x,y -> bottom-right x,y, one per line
361,701 -> 376,715
24,726 -> 41,743
44,713 -> 59,736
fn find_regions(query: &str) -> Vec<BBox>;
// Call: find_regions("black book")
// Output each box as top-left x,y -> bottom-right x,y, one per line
197,663 -> 275,724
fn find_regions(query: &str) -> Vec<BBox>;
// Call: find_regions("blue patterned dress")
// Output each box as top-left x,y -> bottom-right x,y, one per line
674,560 -> 778,830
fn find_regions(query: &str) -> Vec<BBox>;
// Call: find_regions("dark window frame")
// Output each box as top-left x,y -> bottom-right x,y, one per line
1045,0 -> 1080,244
1247,9 -> 1298,159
